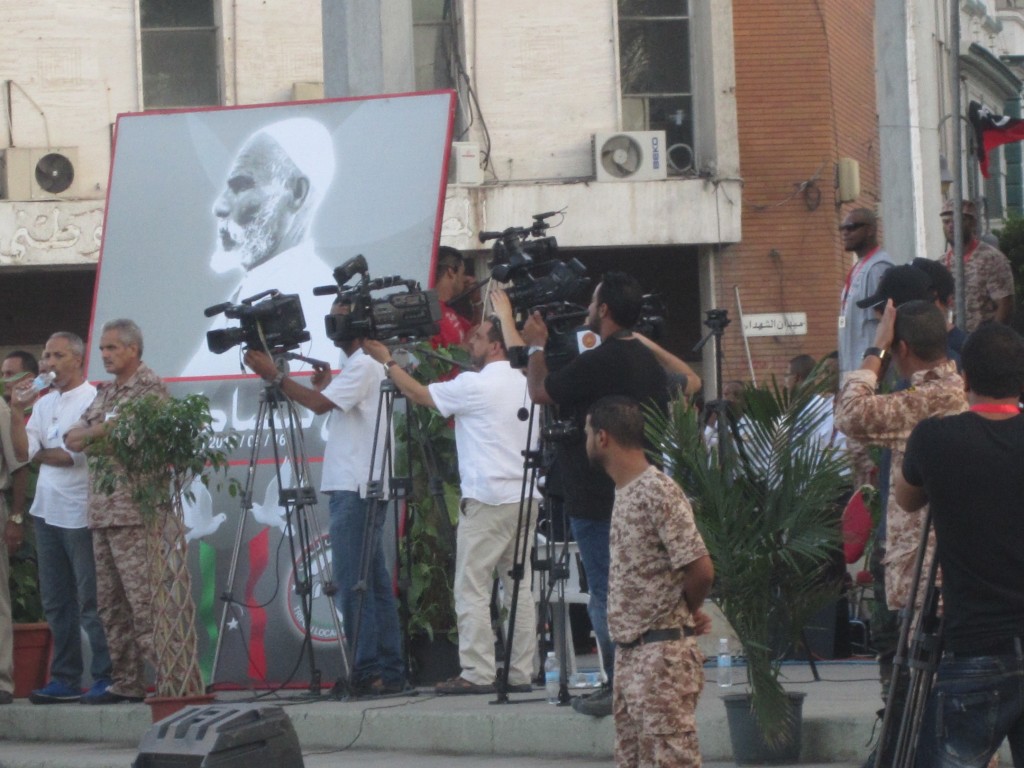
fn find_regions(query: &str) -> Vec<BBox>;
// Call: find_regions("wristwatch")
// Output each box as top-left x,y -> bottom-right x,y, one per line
272,371 -> 287,386
385,360 -> 398,374
8,513 -> 23,525
862,346 -> 888,362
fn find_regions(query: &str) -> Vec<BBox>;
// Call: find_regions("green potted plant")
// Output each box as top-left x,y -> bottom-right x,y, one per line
89,393 -> 237,717
8,523 -> 53,698
650,368 -> 847,763
397,342 -> 464,683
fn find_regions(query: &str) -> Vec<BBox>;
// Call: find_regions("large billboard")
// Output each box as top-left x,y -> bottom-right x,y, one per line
88,92 -> 455,687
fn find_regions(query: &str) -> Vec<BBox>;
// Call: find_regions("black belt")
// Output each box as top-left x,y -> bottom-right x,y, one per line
618,626 -> 693,650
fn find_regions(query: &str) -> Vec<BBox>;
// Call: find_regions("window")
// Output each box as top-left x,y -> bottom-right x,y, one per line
617,0 -> 693,173
413,0 -> 455,92
141,0 -> 219,109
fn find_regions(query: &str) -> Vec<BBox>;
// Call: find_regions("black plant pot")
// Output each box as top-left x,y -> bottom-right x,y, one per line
722,691 -> 807,765
408,632 -> 460,685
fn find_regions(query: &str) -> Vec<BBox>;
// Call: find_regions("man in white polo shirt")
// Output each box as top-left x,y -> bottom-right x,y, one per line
9,332 -> 112,704
365,316 -> 539,695
244,300 -> 405,698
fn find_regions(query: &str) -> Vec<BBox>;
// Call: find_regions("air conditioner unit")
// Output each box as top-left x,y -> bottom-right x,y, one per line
450,142 -> 483,186
1,147 -> 80,200
592,131 -> 667,182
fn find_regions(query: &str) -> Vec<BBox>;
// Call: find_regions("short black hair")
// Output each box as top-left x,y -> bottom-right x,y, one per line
962,323 -> 1024,398
587,395 -> 645,449
788,354 -> 815,382
893,301 -> 948,363
483,314 -> 508,354
596,271 -> 644,328
3,350 -> 38,376
911,257 -> 955,306
434,245 -> 464,282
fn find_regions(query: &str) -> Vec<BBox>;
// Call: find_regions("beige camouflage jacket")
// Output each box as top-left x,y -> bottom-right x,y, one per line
834,360 -> 967,609
944,240 -> 1015,332
76,363 -> 169,529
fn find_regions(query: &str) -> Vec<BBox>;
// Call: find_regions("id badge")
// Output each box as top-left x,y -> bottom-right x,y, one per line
838,316 -> 846,329
46,424 -> 60,441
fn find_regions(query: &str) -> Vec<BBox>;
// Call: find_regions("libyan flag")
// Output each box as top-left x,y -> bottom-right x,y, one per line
969,101 -> 1024,178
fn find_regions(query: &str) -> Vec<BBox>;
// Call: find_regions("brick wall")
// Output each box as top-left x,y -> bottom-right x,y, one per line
721,1 -> 879,385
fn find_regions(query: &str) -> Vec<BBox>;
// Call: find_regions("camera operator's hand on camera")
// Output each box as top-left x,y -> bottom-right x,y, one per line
490,290 -> 515,327
521,311 -> 549,348
243,350 -> 277,381
362,339 -> 391,366
310,362 -> 332,391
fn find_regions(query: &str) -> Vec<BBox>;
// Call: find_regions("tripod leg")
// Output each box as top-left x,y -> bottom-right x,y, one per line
209,398 -> 268,689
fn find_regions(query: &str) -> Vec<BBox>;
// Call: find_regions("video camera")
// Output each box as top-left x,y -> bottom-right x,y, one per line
479,211 -> 590,312
313,254 -> 441,343
204,290 -> 310,355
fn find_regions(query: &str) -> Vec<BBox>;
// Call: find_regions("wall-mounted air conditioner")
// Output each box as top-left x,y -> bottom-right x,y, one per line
592,131 -> 667,182
1,147 -> 80,200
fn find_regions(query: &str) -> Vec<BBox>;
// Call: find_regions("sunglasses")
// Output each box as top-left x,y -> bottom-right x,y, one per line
839,222 -> 867,233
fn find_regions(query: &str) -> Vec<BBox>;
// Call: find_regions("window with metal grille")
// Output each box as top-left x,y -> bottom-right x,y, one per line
618,0 -> 693,174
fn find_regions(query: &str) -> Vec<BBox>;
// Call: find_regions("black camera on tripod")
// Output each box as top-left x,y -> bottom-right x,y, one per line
313,254 -> 441,343
204,290 -> 310,355
479,211 -> 590,312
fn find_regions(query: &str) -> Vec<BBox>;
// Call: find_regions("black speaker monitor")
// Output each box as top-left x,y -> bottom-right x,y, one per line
133,703 -> 304,768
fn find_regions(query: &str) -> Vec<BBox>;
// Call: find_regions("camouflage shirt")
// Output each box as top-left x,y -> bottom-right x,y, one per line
607,466 -> 709,644
943,239 -> 1015,332
834,360 -> 967,608
76,363 -> 169,529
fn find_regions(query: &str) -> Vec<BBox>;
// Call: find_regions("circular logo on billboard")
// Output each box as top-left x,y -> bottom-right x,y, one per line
285,534 -> 345,643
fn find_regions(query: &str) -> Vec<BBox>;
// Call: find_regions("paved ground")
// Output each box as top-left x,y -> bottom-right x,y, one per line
0,742 -> 864,767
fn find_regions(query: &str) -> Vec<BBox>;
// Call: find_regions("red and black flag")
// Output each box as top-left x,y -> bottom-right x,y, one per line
969,101 -> 1024,178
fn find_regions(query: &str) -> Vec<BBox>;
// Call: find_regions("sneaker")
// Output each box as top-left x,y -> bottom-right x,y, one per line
29,680 -> 82,704
79,679 -> 112,704
0,691 -> 12,705
79,688 -> 144,705
571,683 -> 613,717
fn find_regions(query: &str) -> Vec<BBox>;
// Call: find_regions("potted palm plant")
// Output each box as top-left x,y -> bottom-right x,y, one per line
650,367 -> 847,763
89,393 -> 237,719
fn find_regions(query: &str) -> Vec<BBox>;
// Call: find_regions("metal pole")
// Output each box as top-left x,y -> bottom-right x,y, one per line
950,0 -> 967,331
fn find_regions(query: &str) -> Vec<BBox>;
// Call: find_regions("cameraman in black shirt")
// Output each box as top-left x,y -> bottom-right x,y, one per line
521,271 -> 692,717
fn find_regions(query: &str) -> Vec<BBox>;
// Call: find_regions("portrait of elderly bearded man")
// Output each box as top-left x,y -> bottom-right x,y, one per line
182,116 -> 338,376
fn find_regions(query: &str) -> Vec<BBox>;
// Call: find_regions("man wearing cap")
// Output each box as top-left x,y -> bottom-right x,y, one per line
911,257 -> 968,360
183,117 -> 338,376
941,198 -> 1014,332
834,299 -> 966,764
838,208 -> 894,378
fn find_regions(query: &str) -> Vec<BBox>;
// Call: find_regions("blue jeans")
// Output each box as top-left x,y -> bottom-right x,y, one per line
33,517 -> 112,687
570,516 -> 614,684
328,491 -> 404,686
917,648 -> 1024,767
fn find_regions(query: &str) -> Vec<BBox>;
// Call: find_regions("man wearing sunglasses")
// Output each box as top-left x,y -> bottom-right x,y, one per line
838,208 -> 894,379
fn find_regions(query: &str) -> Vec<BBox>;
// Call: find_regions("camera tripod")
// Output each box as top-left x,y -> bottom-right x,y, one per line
331,374 -> 411,699
209,356 -> 349,693
489,403 -> 543,705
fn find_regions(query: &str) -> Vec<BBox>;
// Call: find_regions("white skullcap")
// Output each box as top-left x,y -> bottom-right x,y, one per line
254,117 -> 336,195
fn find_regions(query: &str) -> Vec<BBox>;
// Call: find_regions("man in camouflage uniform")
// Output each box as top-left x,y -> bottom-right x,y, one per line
835,300 -> 967,614
941,198 -> 1014,332
585,396 -> 714,767
66,319 -> 168,704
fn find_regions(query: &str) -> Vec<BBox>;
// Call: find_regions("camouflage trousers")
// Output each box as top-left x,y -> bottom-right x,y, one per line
614,637 -> 704,767
93,525 -> 154,698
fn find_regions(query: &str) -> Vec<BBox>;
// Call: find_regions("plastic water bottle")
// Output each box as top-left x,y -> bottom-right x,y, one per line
16,371 -> 55,404
717,637 -> 733,687
544,651 -> 560,704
